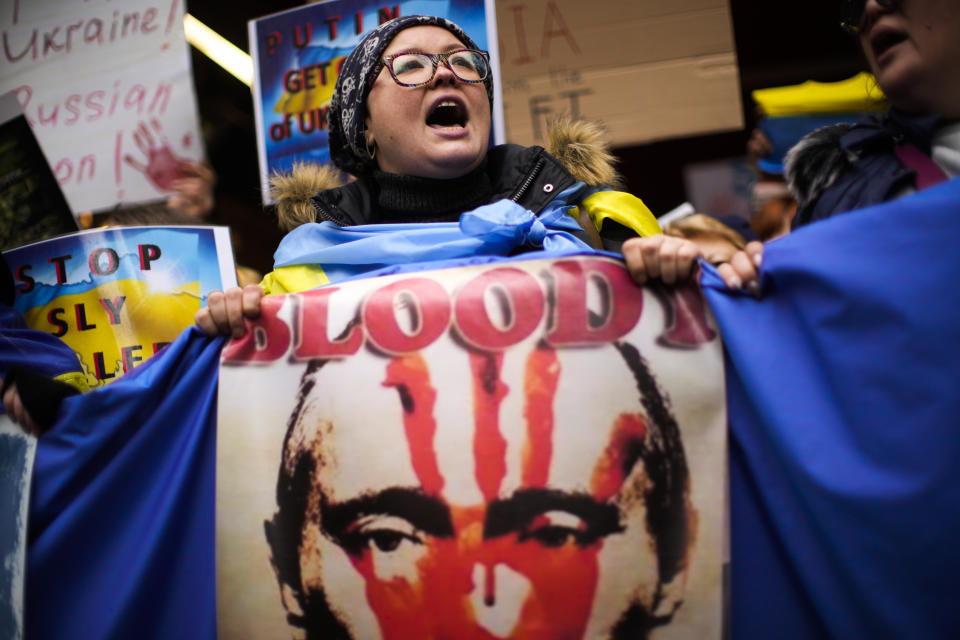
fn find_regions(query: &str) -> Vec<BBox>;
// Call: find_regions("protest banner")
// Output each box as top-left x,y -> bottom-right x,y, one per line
4,226 -> 236,387
18,181 -> 960,640
0,91 -> 78,252
217,255 -> 726,639
0,0 -> 204,215
0,415 -> 34,640
249,0 -> 502,204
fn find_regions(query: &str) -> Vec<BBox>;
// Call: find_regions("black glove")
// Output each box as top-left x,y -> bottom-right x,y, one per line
1,366 -> 81,435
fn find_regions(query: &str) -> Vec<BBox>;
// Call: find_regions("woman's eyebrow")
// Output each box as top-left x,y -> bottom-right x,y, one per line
387,43 -> 467,55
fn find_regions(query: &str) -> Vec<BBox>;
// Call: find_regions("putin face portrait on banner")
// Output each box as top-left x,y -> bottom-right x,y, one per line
263,339 -> 695,640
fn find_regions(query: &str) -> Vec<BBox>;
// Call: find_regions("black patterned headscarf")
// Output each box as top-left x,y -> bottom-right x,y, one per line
327,15 -> 493,176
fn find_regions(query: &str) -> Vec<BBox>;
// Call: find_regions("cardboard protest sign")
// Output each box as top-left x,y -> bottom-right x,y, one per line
4,226 -> 236,387
0,415 -> 34,640
0,0 -> 204,214
0,91 -> 78,252
496,0 -> 743,147
217,255 -> 726,639
249,0 -> 502,203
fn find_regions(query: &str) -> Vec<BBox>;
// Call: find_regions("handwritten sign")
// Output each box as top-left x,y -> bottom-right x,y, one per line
496,0 -> 742,146
249,0 -> 501,202
4,226 -> 236,387
0,0 -> 203,214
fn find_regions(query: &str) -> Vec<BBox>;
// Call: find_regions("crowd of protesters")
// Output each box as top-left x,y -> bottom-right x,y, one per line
4,0 -> 958,437
1,2 -> 959,637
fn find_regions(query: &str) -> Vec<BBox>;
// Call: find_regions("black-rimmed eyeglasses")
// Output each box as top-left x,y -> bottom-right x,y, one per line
378,49 -> 490,87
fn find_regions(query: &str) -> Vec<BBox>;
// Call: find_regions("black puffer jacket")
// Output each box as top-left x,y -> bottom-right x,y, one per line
270,119 -> 644,252
310,144 -> 577,225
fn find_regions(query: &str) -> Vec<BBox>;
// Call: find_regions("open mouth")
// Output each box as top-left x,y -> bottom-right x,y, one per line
871,29 -> 908,60
426,99 -> 468,128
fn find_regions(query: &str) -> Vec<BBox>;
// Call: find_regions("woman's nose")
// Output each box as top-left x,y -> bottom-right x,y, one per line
861,0 -> 899,30
431,60 -> 459,86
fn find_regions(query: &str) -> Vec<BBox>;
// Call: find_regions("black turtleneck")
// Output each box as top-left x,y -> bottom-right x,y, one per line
370,161 -> 494,223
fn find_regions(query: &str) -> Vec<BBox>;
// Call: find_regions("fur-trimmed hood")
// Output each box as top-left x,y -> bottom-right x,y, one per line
783,123 -> 857,207
783,109 -> 949,229
270,118 -> 623,232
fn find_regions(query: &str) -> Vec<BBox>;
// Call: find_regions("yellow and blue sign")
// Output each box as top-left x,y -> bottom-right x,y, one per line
4,226 -> 235,387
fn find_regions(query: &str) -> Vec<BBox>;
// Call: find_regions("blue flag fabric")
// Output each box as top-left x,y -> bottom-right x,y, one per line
18,178 -> 960,639
27,327 -> 221,640
702,176 -> 960,639
273,185 -> 594,282
0,305 -> 83,384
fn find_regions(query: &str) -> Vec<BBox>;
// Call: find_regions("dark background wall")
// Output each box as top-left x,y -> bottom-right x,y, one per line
186,0 -> 866,273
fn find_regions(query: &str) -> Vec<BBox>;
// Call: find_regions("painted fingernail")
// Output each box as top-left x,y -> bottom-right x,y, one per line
753,253 -> 763,268
728,276 -> 742,290
747,280 -> 761,296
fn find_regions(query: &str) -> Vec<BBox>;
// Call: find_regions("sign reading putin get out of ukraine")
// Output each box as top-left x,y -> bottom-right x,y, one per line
4,226 -> 235,387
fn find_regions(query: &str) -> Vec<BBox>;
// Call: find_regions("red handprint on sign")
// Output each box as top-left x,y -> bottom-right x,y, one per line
124,119 -> 216,219
124,119 -> 190,191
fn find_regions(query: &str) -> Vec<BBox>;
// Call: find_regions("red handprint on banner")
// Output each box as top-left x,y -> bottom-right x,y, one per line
124,119 -> 192,192
123,119 -> 215,218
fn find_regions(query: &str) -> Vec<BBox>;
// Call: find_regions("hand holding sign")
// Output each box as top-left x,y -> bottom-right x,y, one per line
167,160 -> 217,219
621,235 -> 764,296
195,284 -> 264,339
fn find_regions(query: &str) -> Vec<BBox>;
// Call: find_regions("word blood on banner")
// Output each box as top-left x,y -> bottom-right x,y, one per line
223,256 -> 716,363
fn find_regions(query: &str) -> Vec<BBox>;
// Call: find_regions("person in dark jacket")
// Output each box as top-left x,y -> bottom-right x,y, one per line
708,0 -> 960,288
197,15 -> 688,336
787,0 -> 960,227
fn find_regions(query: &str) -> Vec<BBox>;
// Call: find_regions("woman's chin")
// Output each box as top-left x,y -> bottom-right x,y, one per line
871,53 -> 932,112
419,146 -> 486,179
878,76 -> 932,114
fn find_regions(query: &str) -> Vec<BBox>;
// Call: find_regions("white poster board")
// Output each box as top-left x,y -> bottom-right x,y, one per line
0,0 -> 204,214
